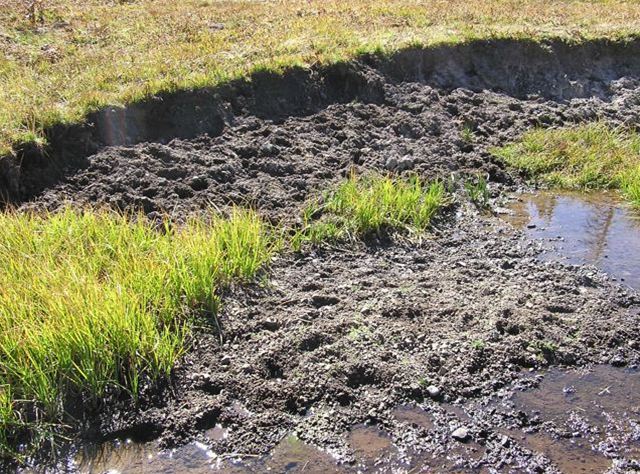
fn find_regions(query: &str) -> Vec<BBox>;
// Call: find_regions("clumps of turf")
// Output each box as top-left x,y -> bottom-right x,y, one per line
493,122 -> 640,207
293,174 -> 446,248
0,208 -> 277,459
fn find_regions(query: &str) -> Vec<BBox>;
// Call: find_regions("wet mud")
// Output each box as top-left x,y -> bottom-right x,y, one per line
45,366 -> 640,473
10,40 -> 640,473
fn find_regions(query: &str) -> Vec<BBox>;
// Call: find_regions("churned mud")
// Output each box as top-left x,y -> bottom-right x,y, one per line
10,40 -> 640,472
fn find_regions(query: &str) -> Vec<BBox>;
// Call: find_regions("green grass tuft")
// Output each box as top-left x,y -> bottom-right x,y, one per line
464,174 -> 490,208
493,122 -> 640,207
0,207 -> 277,457
293,173 -> 445,248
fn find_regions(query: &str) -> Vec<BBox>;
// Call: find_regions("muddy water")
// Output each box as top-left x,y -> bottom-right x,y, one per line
56,367 -> 640,473
70,435 -> 343,473
504,365 -> 640,472
503,191 -> 640,288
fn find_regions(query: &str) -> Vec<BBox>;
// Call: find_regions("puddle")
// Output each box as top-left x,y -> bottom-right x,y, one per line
71,439 -> 216,473
503,191 -> 640,288
513,365 -> 640,421
65,435 -> 341,473
508,365 -> 640,469
348,425 -> 397,468
229,436 -> 343,473
512,430 -> 612,473
392,405 -> 434,430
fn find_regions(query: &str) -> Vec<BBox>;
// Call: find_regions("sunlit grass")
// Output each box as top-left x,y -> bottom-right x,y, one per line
493,122 -> 640,207
2,0 -> 640,156
0,171 -> 450,459
0,207 -> 277,458
293,173 -> 446,248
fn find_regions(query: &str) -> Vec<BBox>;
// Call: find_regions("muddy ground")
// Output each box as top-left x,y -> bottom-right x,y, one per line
16,47 -> 640,472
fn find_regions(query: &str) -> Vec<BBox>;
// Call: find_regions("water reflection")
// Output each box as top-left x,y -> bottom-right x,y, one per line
504,191 -> 640,288
73,439 -> 216,473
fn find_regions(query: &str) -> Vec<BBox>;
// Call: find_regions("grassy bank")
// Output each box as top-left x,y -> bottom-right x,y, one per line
493,122 -> 640,207
0,175 -> 446,460
0,208 -> 277,458
2,1 -> 640,156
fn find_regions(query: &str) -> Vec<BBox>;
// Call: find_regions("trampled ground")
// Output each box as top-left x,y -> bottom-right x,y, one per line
12,41 -> 640,472
3,2 -> 640,472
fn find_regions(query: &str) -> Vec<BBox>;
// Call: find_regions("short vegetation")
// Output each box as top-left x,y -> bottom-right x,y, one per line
2,0 -> 640,155
0,174 -> 445,459
494,122 -> 640,207
464,174 -> 490,208
294,174 -> 445,248
0,208 -> 277,458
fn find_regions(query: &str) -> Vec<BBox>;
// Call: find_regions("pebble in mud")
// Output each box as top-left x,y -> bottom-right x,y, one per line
426,385 -> 442,399
451,427 -> 470,442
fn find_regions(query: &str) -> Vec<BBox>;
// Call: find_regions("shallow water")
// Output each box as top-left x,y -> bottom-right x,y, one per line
503,190 -> 640,288
511,365 -> 640,467
48,366 -> 640,473
70,435 -> 343,473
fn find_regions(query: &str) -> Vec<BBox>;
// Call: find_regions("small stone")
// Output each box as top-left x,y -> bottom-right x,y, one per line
260,143 -> 278,156
451,427 -> 470,442
396,156 -> 415,171
385,157 -> 399,170
426,385 -> 441,399
220,355 -> 232,366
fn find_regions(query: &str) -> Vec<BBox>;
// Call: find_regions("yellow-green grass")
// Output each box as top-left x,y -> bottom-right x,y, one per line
493,122 -> 640,207
0,207 -> 277,458
2,1 -> 640,157
0,173 -> 447,459
294,174 -> 446,248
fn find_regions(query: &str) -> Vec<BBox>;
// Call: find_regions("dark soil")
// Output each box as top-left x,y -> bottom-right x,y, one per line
14,40 -> 640,472
22,76 -> 640,222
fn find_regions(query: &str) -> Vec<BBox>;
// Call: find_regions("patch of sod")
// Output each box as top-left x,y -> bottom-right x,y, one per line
294,174 -> 446,248
2,0 -> 640,156
0,207 -> 277,459
493,122 -> 640,207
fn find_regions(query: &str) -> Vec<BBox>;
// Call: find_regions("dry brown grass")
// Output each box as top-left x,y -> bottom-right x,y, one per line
1,0 -> 640,156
